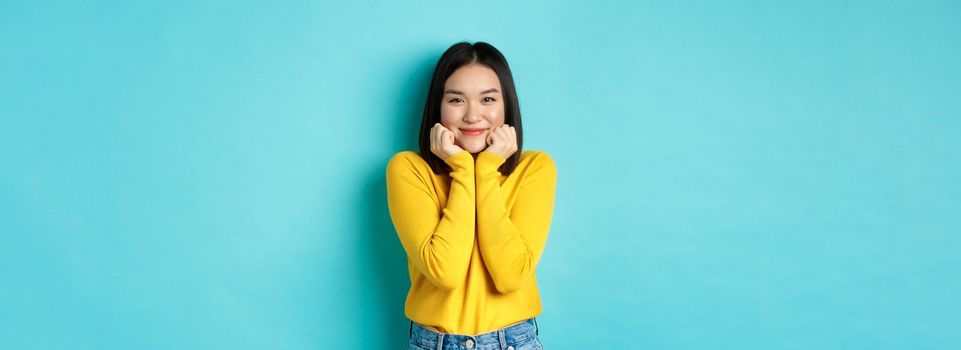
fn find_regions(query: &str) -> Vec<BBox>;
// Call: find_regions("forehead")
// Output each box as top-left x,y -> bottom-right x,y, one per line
444,63 -> 502,91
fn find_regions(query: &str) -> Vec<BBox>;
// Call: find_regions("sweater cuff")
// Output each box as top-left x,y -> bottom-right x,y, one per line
477,151 -> 507,171
443,150 -> 474,171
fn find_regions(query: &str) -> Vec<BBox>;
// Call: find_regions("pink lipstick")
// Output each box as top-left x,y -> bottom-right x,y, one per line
459,128 -> 486,136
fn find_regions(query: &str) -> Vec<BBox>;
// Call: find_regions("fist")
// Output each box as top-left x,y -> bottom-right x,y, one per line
430,123 -> 464,160
484,124 -> 517,159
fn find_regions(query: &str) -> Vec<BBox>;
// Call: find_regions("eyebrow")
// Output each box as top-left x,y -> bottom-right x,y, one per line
444,88 -> 501,95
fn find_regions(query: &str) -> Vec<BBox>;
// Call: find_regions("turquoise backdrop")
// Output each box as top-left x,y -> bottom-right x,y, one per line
2,0 -> 959,349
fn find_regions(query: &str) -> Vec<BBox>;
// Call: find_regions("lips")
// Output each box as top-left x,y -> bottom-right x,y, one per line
459,128 -> 487,136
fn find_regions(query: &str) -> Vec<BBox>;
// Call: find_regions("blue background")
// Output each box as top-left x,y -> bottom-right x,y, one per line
2,0 -> 959,349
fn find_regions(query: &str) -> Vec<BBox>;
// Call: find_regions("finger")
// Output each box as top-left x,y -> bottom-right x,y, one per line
440,131 -> 450,148
431,125 -> 442,150
436,124 -> 446,143
442,128 -> 453,145
491,126 -> 504,142
491,125 -> 515,151
495,125 -> 510,140
489,128 -> 502,143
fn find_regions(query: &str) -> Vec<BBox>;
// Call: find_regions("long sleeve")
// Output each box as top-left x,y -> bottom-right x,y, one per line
475,151 -> 557,294
386,151 -> 476,291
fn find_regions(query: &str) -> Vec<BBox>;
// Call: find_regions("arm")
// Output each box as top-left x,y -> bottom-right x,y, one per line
386,151 -> 476,291
475,151 -> 557,293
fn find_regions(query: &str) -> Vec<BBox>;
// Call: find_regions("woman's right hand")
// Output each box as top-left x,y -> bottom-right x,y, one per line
430,123 -> 464,160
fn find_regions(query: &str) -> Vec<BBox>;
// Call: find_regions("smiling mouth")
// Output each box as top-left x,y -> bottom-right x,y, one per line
459,128 -> 486,136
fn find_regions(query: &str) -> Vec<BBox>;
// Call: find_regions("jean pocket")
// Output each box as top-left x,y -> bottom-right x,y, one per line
407,340 -> 429,350
513,337 -> 543,350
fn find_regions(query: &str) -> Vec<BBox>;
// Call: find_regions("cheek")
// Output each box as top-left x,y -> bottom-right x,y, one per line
440,106 -> 460,127
438,117 -> 455,130
440,121 -> 457,131
486,105 -> 505,124
486,112 -> 505,126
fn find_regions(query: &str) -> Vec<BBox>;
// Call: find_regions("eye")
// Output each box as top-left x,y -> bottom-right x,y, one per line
447,97 -> 464,104
483,97 -> 497,103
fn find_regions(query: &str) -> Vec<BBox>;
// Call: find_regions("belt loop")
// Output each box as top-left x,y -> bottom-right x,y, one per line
498,329 -> 507,349
436,333 -> 444,350
533,318 -> 539,336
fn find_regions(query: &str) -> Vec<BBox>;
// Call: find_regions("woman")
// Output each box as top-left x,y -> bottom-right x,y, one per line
386,41 -> 556,350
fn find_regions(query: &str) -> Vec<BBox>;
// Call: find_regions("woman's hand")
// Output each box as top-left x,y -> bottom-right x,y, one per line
484,124 -> 517,159
430,123 -> 464,160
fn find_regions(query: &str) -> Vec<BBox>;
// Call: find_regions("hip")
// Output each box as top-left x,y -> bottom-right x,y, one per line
408,318 -> 543,350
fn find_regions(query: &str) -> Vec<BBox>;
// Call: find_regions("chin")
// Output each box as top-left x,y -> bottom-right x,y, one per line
458,141 -> 487,154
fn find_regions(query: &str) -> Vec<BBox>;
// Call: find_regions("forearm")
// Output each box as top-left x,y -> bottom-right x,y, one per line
387,151 -> 476,290
475,151 -> 556,293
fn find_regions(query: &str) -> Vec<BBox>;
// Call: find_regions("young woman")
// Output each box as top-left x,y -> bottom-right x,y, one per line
386,41 -> 556,350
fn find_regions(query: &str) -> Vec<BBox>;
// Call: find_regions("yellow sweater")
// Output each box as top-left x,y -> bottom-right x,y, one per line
386,149 -> 556,335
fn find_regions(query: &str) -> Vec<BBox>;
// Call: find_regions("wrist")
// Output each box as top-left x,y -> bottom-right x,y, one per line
476,151 -> 507,171
443,150 -> 473,169
482,146 -> 507,159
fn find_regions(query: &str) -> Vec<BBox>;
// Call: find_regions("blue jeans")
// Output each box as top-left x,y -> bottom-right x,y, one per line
408,318 -> 544,350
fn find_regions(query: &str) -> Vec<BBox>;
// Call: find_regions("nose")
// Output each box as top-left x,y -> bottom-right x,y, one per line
463,104 -> 483,123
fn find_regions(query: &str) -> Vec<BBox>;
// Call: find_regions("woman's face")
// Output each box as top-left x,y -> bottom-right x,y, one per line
440,63 -> 505,153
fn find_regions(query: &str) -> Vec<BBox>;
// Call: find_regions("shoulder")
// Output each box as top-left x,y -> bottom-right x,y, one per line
386,151 -> 439,193
388,150 -> 429,168
519,150 -> 556,169
386,151 -> 431,176
388,150 -> 425,165
516,150 -> 557,178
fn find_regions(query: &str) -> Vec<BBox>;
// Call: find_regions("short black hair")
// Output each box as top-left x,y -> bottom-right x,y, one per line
419,41 -> 523,176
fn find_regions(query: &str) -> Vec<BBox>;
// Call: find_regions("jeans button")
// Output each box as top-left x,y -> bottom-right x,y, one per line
465,339 -> 474,348
507,346 -> 514,350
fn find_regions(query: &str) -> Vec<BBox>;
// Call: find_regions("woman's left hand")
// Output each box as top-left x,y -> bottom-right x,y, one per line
484,124 -> 517,159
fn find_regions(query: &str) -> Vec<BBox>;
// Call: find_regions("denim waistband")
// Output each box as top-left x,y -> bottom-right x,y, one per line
409,318 -> 539,350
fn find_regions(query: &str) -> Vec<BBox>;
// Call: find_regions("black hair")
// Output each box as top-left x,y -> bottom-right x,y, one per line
418,41 -> 523,175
